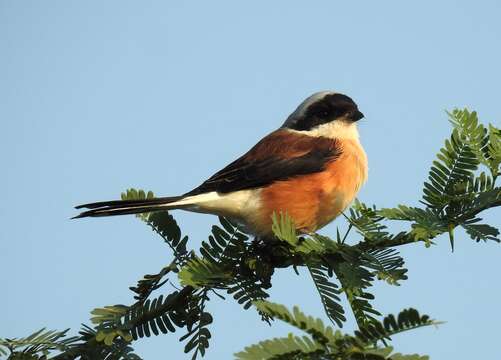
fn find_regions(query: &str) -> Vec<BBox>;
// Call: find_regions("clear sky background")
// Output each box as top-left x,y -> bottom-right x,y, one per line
1,1 -> 500,359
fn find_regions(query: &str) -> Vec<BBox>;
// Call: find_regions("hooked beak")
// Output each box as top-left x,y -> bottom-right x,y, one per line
350,110 -> 364,122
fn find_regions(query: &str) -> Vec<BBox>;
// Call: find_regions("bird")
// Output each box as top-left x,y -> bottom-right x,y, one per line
74,91 -> 368,237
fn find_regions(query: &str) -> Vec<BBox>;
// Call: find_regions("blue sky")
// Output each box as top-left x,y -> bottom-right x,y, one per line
1,1 -> 500,359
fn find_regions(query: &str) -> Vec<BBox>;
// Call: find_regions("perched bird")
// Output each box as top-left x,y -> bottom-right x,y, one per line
74,91 -> 368,236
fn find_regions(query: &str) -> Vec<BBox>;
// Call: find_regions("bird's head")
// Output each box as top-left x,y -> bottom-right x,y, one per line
282,91 -> 364,138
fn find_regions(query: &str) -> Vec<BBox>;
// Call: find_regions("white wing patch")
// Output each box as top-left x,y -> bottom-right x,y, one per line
167,189 -> 262,219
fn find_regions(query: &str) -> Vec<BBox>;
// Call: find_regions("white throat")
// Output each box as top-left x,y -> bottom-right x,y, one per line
288,120 -> 360,141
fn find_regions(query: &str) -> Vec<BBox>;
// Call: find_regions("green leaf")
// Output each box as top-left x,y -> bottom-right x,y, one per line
390,354 -> 430,360
307,264 -> 346,327
422,117 -> 480,209
239,303 -> 434,360
178,257 -> 231,288
349,200 -> 390,242
462,223 -> 500,243
354,308 -> 439,345
271,211 -> 298,245
253,301 -> 338,345
362,248 -> 408,286
91,305 -> 128,325
121,188 -> 187,258
0,328 -> 79,358
234,333 -> 324,360
181,311 -> 212,359
378,205 -> 447,244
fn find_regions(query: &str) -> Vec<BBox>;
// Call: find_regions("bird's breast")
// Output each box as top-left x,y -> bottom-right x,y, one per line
315,138 -> 368,228
256,138 -> 368,235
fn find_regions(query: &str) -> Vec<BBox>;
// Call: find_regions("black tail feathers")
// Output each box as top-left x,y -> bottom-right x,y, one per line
73,196 -> 184,219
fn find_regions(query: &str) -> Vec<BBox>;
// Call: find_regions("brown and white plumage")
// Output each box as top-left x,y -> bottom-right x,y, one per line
74,91 -> 368,236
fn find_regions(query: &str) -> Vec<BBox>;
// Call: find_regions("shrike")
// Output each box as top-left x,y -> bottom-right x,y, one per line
75,91 -> 368,236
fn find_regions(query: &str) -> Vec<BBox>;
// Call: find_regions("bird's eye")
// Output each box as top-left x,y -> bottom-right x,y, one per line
319,110 -> 329,117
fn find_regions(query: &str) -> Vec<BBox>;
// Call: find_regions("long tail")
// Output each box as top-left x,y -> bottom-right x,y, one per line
73,195 -> 188,219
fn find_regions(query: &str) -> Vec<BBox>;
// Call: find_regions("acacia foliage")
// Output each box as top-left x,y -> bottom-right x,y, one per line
1,109 -> 500,360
